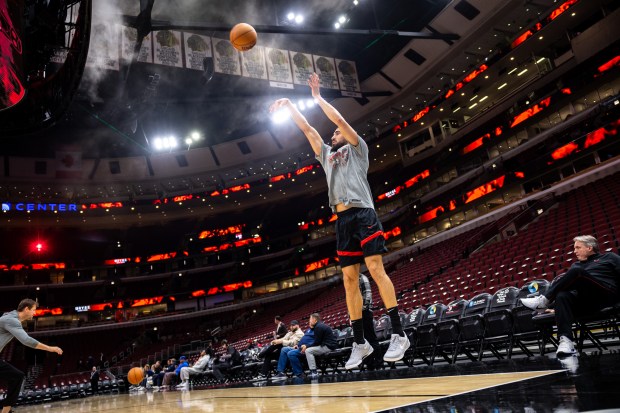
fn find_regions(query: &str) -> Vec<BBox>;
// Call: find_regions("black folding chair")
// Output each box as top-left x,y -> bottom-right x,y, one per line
453,293 -> 492,362
434,298 -> 469,364
512,279 -> 554,356
480,286 -> 520,359
413,303 -> 447,365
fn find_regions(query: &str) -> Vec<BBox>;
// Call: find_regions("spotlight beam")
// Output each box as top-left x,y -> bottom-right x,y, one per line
117,16 -> 460,41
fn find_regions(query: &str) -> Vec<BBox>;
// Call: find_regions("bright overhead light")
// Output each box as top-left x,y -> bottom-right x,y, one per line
498,82 -> 508,90
334,22 -> 341,29
453,107 -> 461,113
353,0 -> 359,4
517,68 -> 528,76
305,99 -> 315,108
469,95 -> 478,101
271,109 -> 289,124
287,12 -> 295,21
190,131 -> 201,141
338,15 -> 347,24
536,57 -> 545,64
479,96 -> 488,102
295,14 -> 304,24
469,103 -> 477,109
153,136 -> 178,151
185,138 -> 193,145
298,99 -> 306,110
508,68 -> 518,75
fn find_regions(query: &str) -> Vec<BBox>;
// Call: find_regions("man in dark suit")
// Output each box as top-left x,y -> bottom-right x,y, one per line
90,366 -> 100,395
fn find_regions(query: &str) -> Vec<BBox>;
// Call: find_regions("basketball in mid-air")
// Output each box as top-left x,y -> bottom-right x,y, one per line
230,23 -> 257,51
127,367 -> 144,385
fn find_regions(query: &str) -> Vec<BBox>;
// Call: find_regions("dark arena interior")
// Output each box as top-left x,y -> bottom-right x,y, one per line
0,0 -> 620,412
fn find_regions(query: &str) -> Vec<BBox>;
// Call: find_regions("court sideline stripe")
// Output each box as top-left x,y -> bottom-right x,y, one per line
368,369 -> 565,413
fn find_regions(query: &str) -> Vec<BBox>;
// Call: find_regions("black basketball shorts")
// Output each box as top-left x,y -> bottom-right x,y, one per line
336,207 -> 388,268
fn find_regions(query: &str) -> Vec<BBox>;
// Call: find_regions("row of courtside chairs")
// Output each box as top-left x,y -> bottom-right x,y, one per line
7,377 -> 123,406
188,278 -> 619,385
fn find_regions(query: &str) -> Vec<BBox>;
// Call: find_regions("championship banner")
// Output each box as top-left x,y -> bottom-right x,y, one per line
313,55 -> 339,90
183,32 -> 212,71
265,47 -> 293,89
241,46 -> 267,80
108,26 -> 362,93
121,27 -> 153,63
153,30 -> 183,67
86,22 -> 120,71
213,39 -> 241,76
290,51 -> 314,86
336,59 -> 362,97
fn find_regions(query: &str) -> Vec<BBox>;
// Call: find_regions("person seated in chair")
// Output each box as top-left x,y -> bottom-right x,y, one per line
162,357 -> 186,390
272,322 -> 315,380
212,340 -> 241,383
176,349 -> 210,390
303,313 -> 338,379
521,235 -> 620,356
153,359 -> 174,390
257,320 -> 304,380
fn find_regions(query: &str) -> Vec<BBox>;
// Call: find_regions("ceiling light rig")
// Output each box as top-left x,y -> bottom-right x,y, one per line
335,15 -> 349,29
285,12 -> 304,25
153,136 -> 179,152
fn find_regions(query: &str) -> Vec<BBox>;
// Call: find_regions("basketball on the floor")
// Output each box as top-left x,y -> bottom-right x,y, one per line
230,23 -> 257,51
127,367 -> 144,385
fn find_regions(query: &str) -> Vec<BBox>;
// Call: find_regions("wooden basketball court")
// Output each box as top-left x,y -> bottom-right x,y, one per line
24,370 -> 561,413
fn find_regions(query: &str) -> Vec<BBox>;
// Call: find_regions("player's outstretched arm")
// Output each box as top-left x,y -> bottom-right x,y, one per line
270,98 -> 323,155
36,342 -> 63,354
308,73 -> 358,146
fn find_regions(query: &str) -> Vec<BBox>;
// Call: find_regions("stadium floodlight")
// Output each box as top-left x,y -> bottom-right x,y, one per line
271,109 -> 289,124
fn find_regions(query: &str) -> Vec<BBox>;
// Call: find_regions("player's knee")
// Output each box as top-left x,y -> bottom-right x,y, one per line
364,256 -> 384,275
555,291 -> 571,303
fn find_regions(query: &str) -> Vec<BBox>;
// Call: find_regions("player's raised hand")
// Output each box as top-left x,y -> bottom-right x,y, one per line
308,73 -> 321,98
269,98 -> 291,113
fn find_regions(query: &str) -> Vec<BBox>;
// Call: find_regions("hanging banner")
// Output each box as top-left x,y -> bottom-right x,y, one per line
112,25 -> 361,92
213,39 -> 241,76
290,51 -> 315,86
336,59 -> 361,97
121,27 -> 153,63
153,30 -> 183,68
183,32 -> 212,71
313,55 -> 339,90
55,149 -> 83,179
241,46 -> 267,80
86,22 -> 119,70
265,47 -> 293,89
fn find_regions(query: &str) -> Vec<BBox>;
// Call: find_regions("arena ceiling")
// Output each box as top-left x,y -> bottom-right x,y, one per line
1,0 -> 591,226
1,0 -> 452,158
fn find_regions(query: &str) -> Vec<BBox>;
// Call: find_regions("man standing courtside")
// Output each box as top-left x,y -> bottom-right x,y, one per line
0,299 -> 63,413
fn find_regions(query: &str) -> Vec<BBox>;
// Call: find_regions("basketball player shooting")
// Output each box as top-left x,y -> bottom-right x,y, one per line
270,73 -> 410,369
